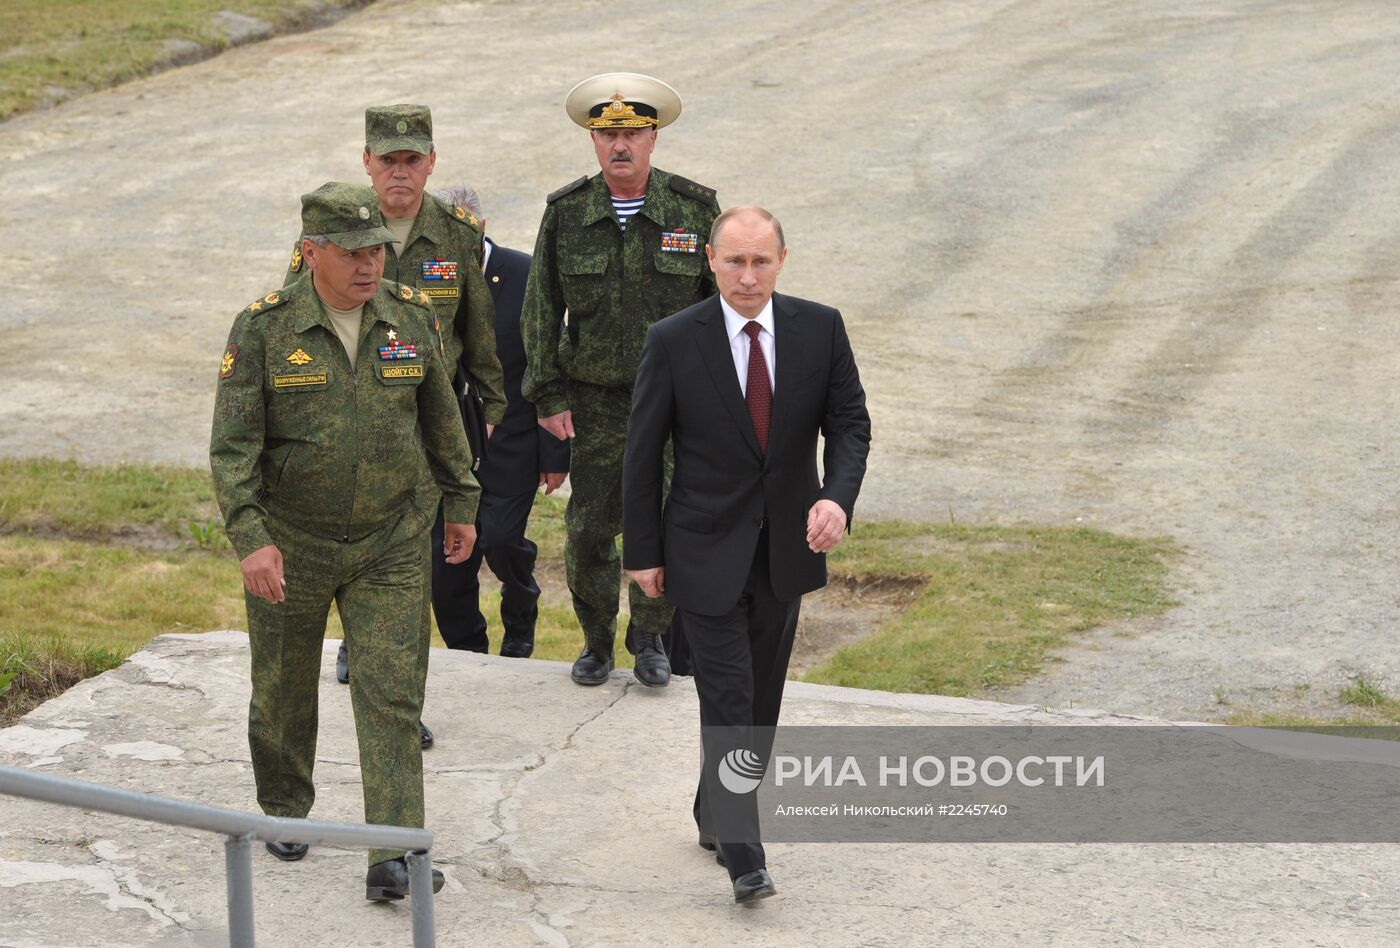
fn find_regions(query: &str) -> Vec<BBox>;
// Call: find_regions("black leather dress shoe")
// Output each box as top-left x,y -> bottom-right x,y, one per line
632,632 -> 671,688
570,646 -> 613,685
733,869 -> 776,903
500,640 -> 533,658
365,857 -> 445,901
265,841 -> 308,862
335,642 -> 349,685
419,721 -> 434,750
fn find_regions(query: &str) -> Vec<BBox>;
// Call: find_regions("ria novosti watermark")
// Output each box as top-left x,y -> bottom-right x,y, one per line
699,725 -> 1400,843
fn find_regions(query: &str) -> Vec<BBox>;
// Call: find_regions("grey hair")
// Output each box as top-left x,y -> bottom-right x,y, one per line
434,183 -> 484,218
302,235 -> 332,248
709,205 -> 785,252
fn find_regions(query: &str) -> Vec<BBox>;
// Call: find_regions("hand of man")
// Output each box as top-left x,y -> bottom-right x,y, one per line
443,522 -> 478,564
539,471 -> 568,495
806,499 -> 848,553
627,566 -> 666,599
538,410 -> 575,442
241,544 -> 286,604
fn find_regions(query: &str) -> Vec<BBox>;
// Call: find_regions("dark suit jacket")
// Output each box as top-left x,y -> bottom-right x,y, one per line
623,292 -> 871,615
469,238 -> 570,497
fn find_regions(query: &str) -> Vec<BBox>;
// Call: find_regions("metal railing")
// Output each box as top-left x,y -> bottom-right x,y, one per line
0,765 -> 436,947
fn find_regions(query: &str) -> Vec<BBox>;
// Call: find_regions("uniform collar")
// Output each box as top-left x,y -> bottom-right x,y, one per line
290,278 -> 400,334
582,168 -> 671,227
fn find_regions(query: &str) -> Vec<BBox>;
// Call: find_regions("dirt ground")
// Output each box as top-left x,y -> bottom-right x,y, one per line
2,0 -> 1398,721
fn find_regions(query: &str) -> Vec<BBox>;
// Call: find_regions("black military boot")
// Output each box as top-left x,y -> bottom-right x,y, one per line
570,645 -> 613,685
335,641 -> 349,685
632,631 -> 671,688
365,857 -> 445,901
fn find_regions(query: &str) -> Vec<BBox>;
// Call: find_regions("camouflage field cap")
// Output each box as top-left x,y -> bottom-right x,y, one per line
366,104 -> 433,156
300,182 -> 395,250
565,73 -> 681,130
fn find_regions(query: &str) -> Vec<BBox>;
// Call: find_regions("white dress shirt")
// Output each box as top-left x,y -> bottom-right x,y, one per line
720,295 -> 776,396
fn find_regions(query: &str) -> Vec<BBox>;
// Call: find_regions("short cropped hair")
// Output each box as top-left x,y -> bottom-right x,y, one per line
709,205 -> 785,252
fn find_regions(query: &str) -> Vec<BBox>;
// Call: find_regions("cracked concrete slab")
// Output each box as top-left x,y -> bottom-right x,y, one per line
2,633 -> 1397,945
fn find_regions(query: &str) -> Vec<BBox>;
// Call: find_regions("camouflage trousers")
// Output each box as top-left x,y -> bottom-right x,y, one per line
566,380 -> 673,654
244,509 -> 431,866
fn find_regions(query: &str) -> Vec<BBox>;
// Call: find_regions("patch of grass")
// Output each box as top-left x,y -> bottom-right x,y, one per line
0,0 -> 373,121
1,632 -> 127,726
0,535 -> 246,652
1339,674 -> 1396,711
0,458 -> 1175,711
0,457 -> 219,542
804,521 -> 1176,695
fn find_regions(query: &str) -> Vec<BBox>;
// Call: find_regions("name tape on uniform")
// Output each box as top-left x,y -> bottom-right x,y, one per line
273,372 -> 329,389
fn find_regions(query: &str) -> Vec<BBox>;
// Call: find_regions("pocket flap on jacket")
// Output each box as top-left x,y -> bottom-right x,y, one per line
665,498 -> 714,533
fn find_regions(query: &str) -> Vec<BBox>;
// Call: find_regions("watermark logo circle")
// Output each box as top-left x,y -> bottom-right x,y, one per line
717,749 -> 764,795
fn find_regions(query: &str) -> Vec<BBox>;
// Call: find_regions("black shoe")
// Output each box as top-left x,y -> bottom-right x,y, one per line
335,642 -> 349,685
571,646 -> 613,685
266,841 -> 308,862
632,632 -> 671,688
365,857 -> 445,902
420,721 -> 434,750
733,869 -> 776,903
500,640 -> 533,658
698,834 -> 726,867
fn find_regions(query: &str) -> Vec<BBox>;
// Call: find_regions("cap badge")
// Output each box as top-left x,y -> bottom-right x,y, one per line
396,120 -> 408,134
358,206 -> 371,221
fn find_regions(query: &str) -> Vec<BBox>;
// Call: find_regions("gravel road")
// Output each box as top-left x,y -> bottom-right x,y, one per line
2,0 -> 1397,721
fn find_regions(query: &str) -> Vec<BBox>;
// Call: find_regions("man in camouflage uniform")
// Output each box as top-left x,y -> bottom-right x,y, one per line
284,106 -> 505,743
212,183 -> 476,901
521,73 -> 719,687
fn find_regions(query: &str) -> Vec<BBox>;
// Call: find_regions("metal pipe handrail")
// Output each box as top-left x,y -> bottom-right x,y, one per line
0,764 -> 436,946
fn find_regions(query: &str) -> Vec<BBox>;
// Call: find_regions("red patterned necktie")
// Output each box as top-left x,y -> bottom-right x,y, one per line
743,321 -> 771,454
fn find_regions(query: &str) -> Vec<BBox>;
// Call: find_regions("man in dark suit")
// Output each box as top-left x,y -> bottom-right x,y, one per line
430,185 -> 570,657
623,205 -> 871,903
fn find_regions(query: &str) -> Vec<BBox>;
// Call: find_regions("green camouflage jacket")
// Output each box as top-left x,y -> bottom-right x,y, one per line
520,168 -> 719,417
284,194 -> 506,424
210,277 -> 480,559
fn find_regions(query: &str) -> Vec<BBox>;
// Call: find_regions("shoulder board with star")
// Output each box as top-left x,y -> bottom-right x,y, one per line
546,175 -> 589,204
440,198 -> 483,233
668,174 -> 719,210
393,282 -> 435,311
242,288 -> 291,317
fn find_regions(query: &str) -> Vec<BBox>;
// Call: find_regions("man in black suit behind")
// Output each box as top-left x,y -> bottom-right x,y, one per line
431,185 -> 570,656
623,205 -> 871,903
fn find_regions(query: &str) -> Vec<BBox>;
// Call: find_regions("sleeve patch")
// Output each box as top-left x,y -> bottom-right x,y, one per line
219,343 -> 238,380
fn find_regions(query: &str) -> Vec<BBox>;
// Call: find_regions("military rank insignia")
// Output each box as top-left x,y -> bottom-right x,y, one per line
287,348 -> 313,366
661,231 -> 699,253
400,285 -> 414,300
379,338 -> 419,360
422,259 -> 458,281
219,344 -> 238,380
453,206 -> 479,226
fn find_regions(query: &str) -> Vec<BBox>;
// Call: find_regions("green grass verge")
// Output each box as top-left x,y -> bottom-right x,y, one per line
803,520 -> 1176,695
0,0 -> 371,121
0,458 -> 1173,719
